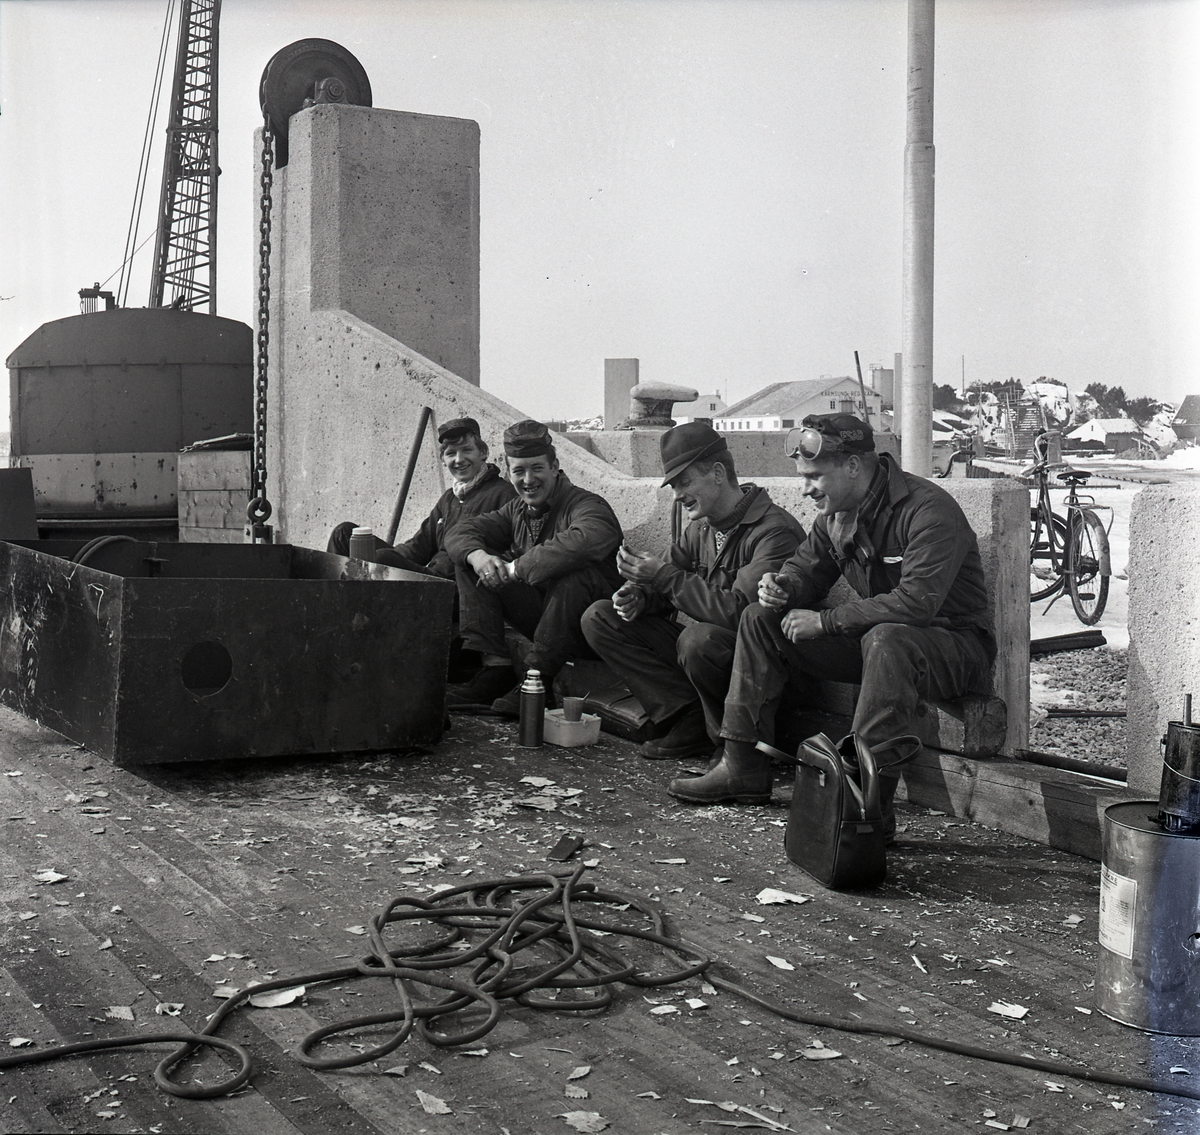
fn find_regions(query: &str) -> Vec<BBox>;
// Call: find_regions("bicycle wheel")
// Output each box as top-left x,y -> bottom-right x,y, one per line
1030,507 -> 1067,602
1067,510 -> 1109,625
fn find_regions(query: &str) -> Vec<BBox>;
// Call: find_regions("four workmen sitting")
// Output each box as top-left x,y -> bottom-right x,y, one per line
341,411 -> 995,815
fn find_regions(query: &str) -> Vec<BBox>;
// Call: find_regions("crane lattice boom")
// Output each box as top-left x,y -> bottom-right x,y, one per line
148,0 -> 220,312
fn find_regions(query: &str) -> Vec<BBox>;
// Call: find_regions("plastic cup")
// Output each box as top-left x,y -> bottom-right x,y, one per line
562,697 -> 585,723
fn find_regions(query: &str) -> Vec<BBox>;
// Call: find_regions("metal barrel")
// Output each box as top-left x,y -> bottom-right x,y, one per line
1095,801 -> 1200,1034
1158,717 -> 1200,832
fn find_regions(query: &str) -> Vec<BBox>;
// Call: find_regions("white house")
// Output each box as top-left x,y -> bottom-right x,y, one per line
714,377 -> 883,433
1065,417 -> 1142,453
674,392 -> 728,425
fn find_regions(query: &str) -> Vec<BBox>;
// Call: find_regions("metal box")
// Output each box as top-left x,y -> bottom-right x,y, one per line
0,540 -> 453,765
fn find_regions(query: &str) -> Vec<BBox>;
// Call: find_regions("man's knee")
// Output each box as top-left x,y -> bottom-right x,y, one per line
327,521 -> 357,555
677,622 -> 735,671
862,623 -> 920,661
581,599 -> 619,649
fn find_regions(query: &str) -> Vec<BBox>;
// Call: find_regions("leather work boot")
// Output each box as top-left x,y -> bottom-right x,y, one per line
445,665 -> 516,709
879,774 -> 900,846
640,705 -> 711,761
668,740 -> 772,805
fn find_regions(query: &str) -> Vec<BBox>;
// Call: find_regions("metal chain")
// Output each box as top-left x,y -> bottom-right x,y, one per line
248,112 -> 274,526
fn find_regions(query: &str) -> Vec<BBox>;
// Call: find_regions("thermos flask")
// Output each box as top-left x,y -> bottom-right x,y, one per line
518,670 -> 545,747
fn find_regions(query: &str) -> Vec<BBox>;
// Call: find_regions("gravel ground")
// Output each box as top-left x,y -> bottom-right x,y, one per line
1028,646 -> 1127,771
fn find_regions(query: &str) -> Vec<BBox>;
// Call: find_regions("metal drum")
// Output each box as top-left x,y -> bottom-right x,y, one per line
1095,801 -> 1200,1034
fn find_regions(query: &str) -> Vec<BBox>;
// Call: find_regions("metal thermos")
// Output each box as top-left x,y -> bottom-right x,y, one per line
518,670 -> 545,747
348,526 -> 375,561
1158,695 -> 1200,832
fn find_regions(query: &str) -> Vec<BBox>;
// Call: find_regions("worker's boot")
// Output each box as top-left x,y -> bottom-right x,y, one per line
879,774 -> 900,846
640,704 -> 711,761
668,740 -> 772,805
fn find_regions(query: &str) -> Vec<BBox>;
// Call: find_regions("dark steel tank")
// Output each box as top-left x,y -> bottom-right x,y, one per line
6,308 -> 251,531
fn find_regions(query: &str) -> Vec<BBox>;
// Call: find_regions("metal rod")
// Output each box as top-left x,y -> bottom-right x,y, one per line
854,350 -> 872,423
386,406 -> 434,545
1187,693 -> 1193,728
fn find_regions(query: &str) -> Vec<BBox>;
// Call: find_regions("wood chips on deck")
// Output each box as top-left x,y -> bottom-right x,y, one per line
0,706 -> 1191,1133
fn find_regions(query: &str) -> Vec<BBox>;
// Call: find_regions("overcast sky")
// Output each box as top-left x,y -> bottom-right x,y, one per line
1,0 -> 1197,421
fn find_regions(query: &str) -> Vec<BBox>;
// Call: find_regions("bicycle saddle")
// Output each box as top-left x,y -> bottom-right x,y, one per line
1057,468 -> 1091,483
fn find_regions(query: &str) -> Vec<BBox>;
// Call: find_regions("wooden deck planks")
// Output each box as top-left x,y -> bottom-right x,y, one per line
2,704 -> 1197,1132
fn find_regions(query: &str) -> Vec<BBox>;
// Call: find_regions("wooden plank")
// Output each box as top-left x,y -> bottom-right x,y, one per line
898,749 -> 1142,860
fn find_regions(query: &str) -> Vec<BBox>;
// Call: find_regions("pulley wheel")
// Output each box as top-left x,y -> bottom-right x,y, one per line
259,38 -> 372,167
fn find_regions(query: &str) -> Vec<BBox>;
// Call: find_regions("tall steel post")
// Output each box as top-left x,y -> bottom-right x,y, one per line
900,0 -> 934,474
148,0 -> 220,313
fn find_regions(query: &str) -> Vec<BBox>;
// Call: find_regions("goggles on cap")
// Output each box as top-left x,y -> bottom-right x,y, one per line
784,425 -> 847,461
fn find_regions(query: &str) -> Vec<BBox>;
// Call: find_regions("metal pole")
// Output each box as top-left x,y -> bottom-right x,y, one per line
386,406 -> 434,545
900,0 -> 935,474
854,350 -> 872,423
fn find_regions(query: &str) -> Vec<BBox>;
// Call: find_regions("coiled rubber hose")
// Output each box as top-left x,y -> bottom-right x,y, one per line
1,864 -> 1196,1103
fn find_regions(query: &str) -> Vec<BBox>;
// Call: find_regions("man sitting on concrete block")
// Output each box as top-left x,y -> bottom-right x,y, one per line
581,422 -> 805,761
444,419 -> 624,714
327,417 -> 515,577
670,414 -> 996,828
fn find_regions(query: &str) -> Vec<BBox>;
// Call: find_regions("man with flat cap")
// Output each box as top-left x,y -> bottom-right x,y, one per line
327,417 -> 515,579
581,422 -> 805,761
444,419 -> 624,712
670,414 -> 996,828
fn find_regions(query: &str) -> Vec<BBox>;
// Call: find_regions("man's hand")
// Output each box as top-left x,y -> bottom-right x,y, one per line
467,550 -> 512,591
780,608 -> 824,643
758,571 -> 790,610
616,545 -> 666,585
612,581 -> 646,623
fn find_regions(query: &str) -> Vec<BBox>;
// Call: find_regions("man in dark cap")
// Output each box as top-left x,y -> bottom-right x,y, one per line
670,414 -> 996,827
327,417 -> 515,578
443,419 -> 623,712
327,417 -> 515,680
581,422 -> 804,761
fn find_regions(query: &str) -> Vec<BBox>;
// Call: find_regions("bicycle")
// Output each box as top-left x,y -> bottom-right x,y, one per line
1027,431 -> 1112,625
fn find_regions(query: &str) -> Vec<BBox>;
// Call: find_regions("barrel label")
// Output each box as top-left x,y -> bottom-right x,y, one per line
1099,865 -> 1137,959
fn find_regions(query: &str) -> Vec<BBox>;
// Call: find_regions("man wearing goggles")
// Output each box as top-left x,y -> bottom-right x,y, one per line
670,413 -> 996,830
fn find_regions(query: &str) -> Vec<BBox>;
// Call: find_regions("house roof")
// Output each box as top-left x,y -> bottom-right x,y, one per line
720,377 -> 865,418
1066,417 -> 1141,438
1173,395 -> 1200,425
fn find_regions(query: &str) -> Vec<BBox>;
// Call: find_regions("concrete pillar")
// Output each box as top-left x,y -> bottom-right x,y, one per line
279,104 -> 480,384
900,0 -> 934,475
604,358 -> 639,430
1126,485 -> 1200,794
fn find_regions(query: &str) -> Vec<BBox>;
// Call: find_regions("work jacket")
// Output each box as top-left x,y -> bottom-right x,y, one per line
647,485 -> 805,631
778,453 -> 996,657
446,472 -> 623,589
394,464 -> 516,578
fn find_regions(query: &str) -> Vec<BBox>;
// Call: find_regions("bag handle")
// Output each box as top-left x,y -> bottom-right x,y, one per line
755,734 -> 840,777
843,733 -> 923,822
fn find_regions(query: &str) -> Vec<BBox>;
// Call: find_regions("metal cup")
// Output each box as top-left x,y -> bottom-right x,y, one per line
562,697 -> 585,723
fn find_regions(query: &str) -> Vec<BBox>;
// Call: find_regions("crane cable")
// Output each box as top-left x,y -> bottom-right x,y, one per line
115,0 -> 178,307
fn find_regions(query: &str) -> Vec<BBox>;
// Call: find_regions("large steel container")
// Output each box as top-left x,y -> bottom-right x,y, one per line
6,308 -> 251,518
0,539 -> 452,765
1095,801 -> 1200,1034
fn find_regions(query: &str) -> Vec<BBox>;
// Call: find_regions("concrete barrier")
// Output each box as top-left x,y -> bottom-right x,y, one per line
1127,484 -> 1200,793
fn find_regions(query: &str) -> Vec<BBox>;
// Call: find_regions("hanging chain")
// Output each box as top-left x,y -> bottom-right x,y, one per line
247,112 -> 275,534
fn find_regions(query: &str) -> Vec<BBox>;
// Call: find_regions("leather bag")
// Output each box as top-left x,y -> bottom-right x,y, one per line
756,732 -> 889,890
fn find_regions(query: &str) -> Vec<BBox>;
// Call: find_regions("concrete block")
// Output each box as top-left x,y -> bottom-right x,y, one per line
1127,484 -> 1200,793
604,359 -> 639,431
178,450 -> 251,492
285,106 -> 480,384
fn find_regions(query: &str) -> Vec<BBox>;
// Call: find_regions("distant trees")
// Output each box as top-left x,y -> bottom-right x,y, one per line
932,383 -> 961,411
1083,383 -> 1162,425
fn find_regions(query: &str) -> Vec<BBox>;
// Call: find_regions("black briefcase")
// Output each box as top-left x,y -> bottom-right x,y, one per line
757,732 -> 887,890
